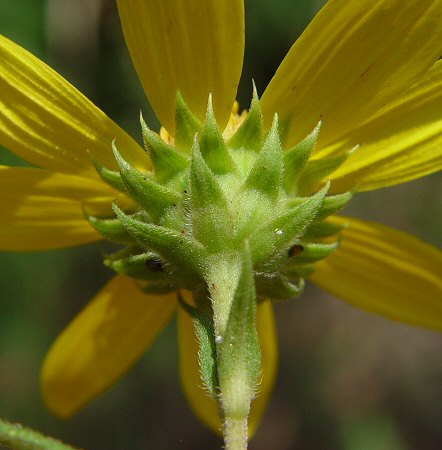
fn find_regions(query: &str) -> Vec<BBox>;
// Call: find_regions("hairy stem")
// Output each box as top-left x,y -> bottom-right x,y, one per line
0,418 -> 79,450
223,416 -> 248,450
207,250 -> 258,450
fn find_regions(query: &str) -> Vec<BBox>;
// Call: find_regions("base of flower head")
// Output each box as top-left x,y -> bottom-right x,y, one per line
88,89 -> 352,304
87,90 -> 352,430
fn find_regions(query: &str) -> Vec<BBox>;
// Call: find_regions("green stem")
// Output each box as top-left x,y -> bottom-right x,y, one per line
0,418 -> 79,450
206,251 -> 257,450
223,416 -> 248,450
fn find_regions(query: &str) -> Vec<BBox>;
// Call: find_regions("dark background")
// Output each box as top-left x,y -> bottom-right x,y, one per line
1,1 -> 441,449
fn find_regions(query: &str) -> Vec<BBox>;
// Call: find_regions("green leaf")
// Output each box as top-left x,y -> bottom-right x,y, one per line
138,281 -> 177,294
315,192 -> 353,220
283,263 -> 315,278
297,152 -> 348,195
113,143 -> 181,222
199,95 -> 236,174
230,188 -> 273,244
228,82 -> 263,152
86,213 -> 134,244
140,114 -> 189,184
256,272 -> 304,301
92,157 -> 126,192
104,251 -> 169,281
283,121 -> 321,195
286,241 -> 339,265
250,182 -> 330,267
178,293 -> 219,397
217,243 -> 261,403
175,91 -> 202,153
302,220 -> 346,240
113,203 -> 207,279
190,140 -> 232,252
244,114 -> 283,202
0,418 -> 79,450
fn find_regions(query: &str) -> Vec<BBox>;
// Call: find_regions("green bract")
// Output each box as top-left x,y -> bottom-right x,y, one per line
89,91 -> 351,402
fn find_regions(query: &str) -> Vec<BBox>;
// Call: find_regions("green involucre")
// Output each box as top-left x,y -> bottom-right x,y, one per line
89,92 -> 351,304
88,92 -> 352,403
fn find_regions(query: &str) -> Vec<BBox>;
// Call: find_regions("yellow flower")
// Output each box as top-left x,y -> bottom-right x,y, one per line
1,0 -> 441,438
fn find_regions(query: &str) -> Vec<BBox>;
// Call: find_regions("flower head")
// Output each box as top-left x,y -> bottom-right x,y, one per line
1,0 -> 441,443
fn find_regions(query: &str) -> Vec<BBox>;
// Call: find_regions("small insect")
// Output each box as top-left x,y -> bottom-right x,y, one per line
145,258 -> 163,272
288,244 -> 304,257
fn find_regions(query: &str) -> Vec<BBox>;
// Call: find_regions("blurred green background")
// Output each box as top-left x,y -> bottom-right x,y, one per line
1,1 -> 441,449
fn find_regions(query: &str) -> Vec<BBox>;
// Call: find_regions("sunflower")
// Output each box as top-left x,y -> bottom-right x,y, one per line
1,0 -> 441,448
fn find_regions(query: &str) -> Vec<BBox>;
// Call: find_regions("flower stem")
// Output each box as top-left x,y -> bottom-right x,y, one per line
223,416 -> 248,450
206,248 -> 260,450
0,418 -> 79,450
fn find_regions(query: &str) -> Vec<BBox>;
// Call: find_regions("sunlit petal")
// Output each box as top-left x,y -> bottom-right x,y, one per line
41,276 -> 177,418
310,216 -> 442,332
117,0 -> 244,133
321,60 -> 442,192
178,299 -> 278,436
261,0 -> 442,149
0,166 -> 121,250
0,35 -> 148,175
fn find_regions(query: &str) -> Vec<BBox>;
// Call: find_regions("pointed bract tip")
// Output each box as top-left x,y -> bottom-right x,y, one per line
251,79 -> 259,100
174,90 -> 202,152
205,93 -> 216,122
139,111 -> 148,130
312,119 -> 322,135
322,179 -> 331,193
112,201 -> 124,218
271,112 -> 279,131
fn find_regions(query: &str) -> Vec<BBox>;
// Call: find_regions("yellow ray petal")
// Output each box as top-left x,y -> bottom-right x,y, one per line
320,60 -> 442,192
310,216 -> 442,332
178,299 -> 277,436
261,0 -> 442,149
0,35 -> 148,175
0,166 -> 122,250
0,166 -> 116,200
41,276 -> 177,418
117,0 -> 244,133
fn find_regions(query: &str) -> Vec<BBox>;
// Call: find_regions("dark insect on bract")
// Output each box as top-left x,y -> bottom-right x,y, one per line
146,258 -> 163,272
288,244 -> 304,257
